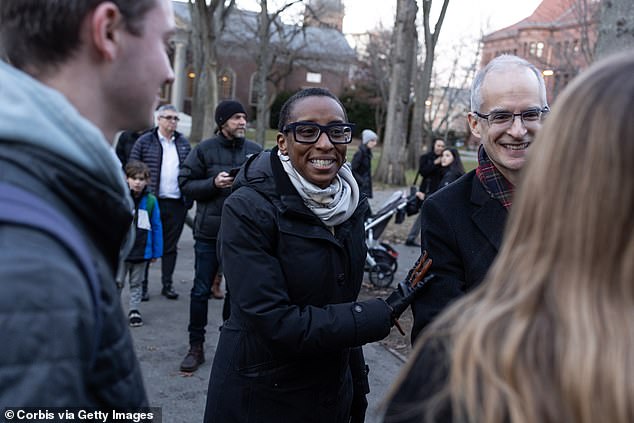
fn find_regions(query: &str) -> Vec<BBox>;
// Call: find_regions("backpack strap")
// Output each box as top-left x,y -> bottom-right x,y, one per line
0,182 -> 102,367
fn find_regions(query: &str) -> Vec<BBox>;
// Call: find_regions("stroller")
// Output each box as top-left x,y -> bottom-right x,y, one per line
364,191 -> 408,288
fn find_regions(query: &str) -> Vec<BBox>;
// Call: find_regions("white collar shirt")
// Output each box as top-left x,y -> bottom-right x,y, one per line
158,131 -> 181,199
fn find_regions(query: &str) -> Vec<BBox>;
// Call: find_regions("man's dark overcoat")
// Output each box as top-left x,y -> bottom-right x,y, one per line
411,170 -> 508,341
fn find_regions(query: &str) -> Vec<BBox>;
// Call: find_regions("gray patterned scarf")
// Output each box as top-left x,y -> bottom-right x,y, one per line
278,150 -> 359,227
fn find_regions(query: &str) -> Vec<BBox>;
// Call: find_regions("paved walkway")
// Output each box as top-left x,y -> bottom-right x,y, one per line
125,193 -> 418,422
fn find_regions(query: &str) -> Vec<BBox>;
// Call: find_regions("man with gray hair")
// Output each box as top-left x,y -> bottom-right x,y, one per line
0,0 -> 175,408
411,55 -> 549,341
131,104 -> 191,300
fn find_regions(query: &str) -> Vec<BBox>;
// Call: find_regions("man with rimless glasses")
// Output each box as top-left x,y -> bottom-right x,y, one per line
130,104 -> 192,301
411,55 -> 549,341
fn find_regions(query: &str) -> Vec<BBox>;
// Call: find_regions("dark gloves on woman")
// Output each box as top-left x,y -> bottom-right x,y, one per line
383,251 -> 434,334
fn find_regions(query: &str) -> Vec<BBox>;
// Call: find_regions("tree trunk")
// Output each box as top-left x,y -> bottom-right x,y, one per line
409,0 -> 450,168
252,0 -> 306,146
594,0 -> 634,59
255,1 -> 272,146
188,1 -> 233,144
375,0 -> 418,186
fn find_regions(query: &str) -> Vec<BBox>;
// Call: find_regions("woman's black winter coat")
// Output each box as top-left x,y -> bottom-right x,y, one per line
204,149 -> 392,422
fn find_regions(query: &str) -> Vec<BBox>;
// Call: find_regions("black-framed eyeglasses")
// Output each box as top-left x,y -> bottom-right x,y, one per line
473,107 -> 549,127
159,115 -> 180,122
282,122 -> 355,144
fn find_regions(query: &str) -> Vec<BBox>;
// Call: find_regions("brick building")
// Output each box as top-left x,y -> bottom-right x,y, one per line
166,0 -> 355,118
481,0 -> 601,101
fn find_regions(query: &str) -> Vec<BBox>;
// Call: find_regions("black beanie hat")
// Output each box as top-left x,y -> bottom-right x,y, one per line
215,100 -> 247,128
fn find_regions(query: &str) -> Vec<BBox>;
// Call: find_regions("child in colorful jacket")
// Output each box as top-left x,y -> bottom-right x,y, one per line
116,160 -> 163,327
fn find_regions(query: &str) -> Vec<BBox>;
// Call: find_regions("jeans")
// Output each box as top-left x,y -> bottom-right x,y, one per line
188,239 -> 220,345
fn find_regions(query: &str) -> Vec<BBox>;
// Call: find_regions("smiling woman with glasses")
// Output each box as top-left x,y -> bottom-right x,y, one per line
204,88 -> 404,423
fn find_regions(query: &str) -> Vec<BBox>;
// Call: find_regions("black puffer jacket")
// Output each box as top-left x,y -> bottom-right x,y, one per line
178,133 -> 262,241
129,127 -> 191,198
204,148 -> 392,422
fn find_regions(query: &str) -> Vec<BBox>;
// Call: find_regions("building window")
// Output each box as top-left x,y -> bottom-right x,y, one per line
306,72 -> 322,84
218,68 -> 235,100
529,42 -> 536,56
536,42 -> 544,58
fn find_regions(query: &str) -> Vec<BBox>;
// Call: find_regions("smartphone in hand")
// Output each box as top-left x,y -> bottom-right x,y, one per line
228,167 -> 241,177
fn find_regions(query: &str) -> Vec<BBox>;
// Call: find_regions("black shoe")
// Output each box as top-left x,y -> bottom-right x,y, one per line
405,240 -> 421,247
161,286 -> 179,300
141,289 -> 150,302
180,344 -> 205,372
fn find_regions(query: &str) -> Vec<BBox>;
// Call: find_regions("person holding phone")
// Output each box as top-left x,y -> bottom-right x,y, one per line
178,100 -> 262,373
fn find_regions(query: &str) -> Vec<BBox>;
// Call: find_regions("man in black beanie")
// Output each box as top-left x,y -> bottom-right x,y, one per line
178,100 -> 262,372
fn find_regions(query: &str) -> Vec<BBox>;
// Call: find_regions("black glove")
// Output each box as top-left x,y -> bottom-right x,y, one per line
384,275 -> 433,320
384,251 -> 434,323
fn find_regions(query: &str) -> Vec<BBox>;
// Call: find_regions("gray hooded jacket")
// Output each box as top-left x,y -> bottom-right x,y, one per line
0,61 -> 146,408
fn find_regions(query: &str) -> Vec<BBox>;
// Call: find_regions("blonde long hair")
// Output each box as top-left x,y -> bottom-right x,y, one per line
392,51 -> 634,423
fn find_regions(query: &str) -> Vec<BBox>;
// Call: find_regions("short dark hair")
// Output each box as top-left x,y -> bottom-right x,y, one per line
277,88 -> 348,132
125,160 -> 151,181
0,0 -> 156,72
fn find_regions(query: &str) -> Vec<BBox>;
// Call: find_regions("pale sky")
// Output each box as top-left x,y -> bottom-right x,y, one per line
343,0 -> 543,42
175,0 -> 544,80
176,1 -> 543,42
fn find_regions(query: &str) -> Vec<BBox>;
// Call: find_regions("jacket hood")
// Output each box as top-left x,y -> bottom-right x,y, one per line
233,148 -> 309,217
0,61 -> 128,199
0,61 -> 133,267
233,149 -> 276,199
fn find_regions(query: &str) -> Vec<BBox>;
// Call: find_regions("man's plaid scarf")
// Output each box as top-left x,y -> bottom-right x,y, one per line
475,145 -> 515,210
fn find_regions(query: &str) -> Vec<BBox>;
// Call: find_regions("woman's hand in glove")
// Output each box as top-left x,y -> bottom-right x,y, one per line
383,251 -> 434,334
